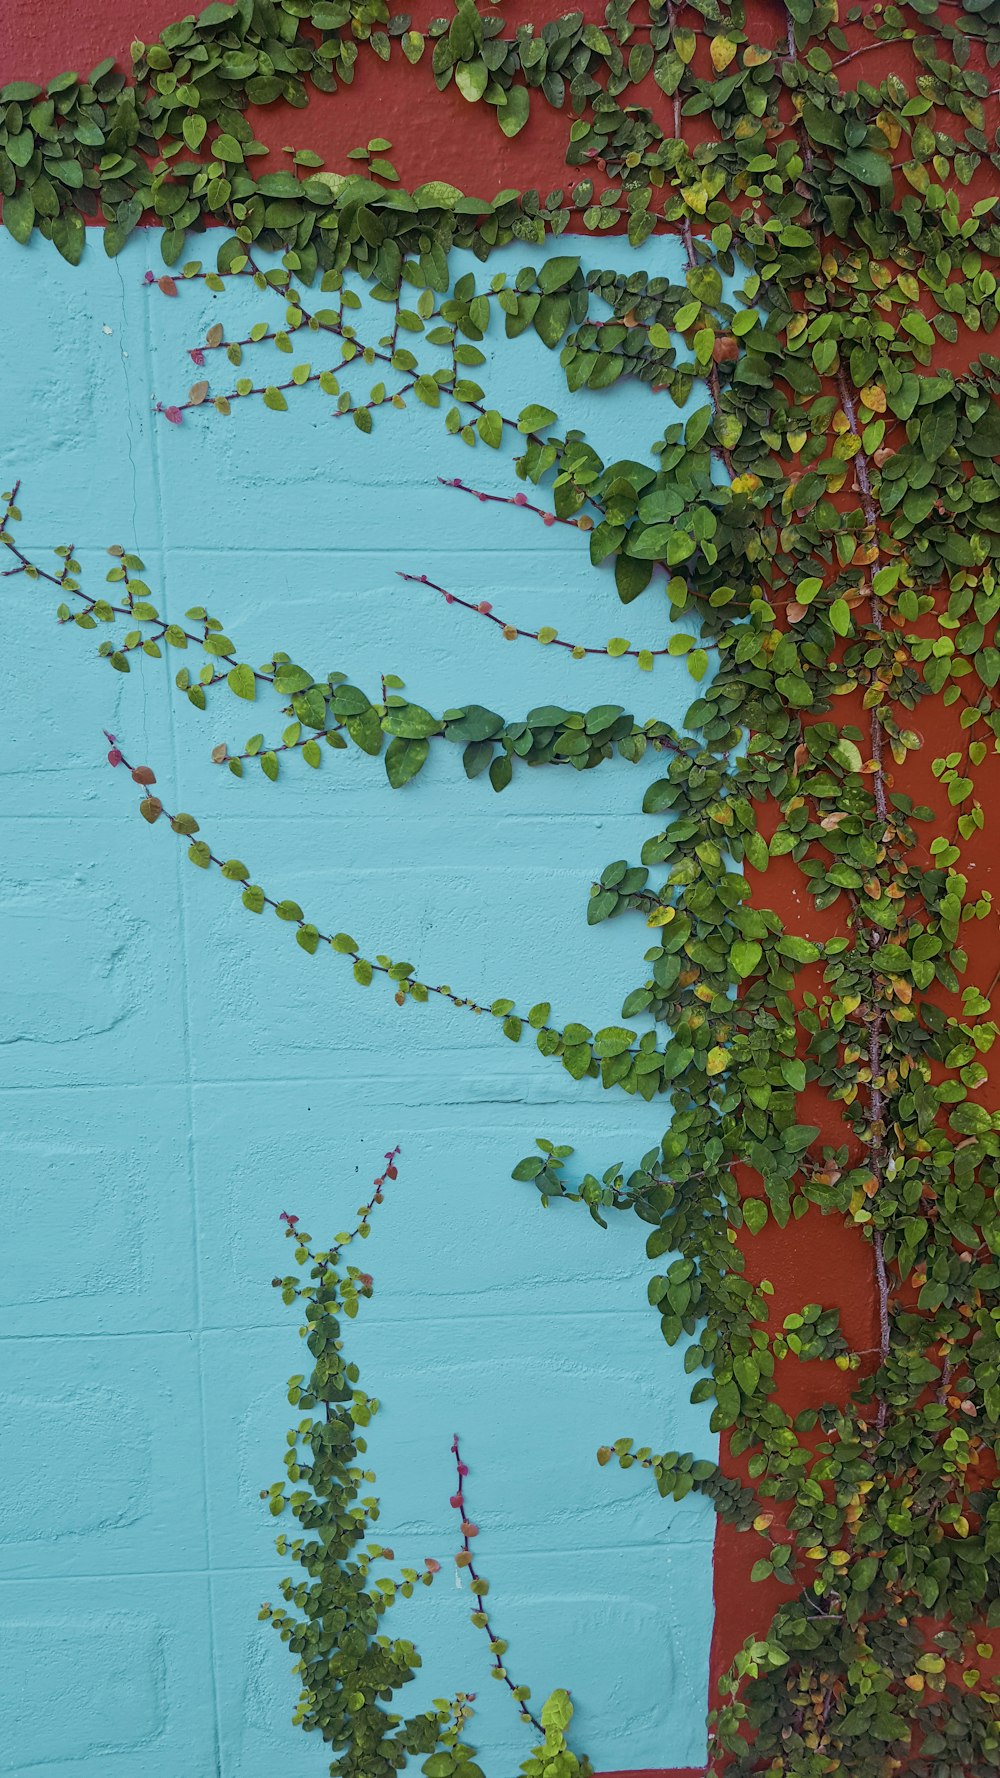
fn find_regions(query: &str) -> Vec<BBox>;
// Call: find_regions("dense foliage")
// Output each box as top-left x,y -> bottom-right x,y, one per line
5,0 -> 1000,1771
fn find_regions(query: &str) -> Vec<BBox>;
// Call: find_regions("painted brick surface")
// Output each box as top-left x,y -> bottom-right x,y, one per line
0,231 -> 715,1774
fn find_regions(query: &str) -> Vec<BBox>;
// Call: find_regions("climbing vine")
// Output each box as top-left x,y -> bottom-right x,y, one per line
7,0 -> 1000,1772
265,1151 -> 589,1777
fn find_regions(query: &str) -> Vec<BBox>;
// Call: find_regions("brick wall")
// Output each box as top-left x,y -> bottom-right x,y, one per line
1,227 -> 715,1774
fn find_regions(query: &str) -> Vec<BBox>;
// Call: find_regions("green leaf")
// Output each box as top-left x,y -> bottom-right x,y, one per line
423,1755 -> 457,1777
734,1354 -> 760,1395
227,663 -> 256,700
51,210 -> 85,265
497,85 -> 529,137
511,1155 -> 544,1181
843,148 -> 892,187
829,597 -> 851,637
455,58 -> 488,102
588,889 -> 618,925
533,294 -> 570,348
183,114 -> 207,152
540,1689 -> 573,1733
538,255 -> 580,293
3,188 -> 35,245
517,403 -> 557,433
384,703 -> 440,739
852,1556 -> 878,1592
831,738 -> 863,774
731,940 -> 763,979
743,1199 -> 768,1235
477,409 -> 502,448
213,132 -> 245,163
779,936 -> 821,965
781,1057 -> 807,1092
385,736 -> 429,787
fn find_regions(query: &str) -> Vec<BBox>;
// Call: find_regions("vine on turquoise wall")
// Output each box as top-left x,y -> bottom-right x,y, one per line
6,0 -> 1000,1772
264,1150 -> 589,1775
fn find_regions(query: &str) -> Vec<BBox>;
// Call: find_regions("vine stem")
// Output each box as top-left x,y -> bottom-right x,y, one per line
448,1433 -> 544,1736
330,1143 -> 400,1263
664,0 -> 734,480
0,518 -> 279,692
288,1145 -> 400,1420
785,0 -> 893,1439
437,475 -> 592,532
397,570 -> 686,663
837,366 -> 893,1431
101,739 -> 501,1019
98,737 -> 670,1069
171,269 -> 559,454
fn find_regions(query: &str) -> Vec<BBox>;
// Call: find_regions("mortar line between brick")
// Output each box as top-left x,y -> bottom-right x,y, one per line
142,259 -> 226,1778
0,1306 -> 659,1340
0,1538 -> 715,1585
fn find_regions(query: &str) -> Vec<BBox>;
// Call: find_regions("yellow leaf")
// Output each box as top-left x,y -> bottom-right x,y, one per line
876,110 -> 901,149
706,1045 -> 729,1076
711,35 -> 738,69
860,382 -> 886,413
646,905 -> 676,928
744,44 -> 772,64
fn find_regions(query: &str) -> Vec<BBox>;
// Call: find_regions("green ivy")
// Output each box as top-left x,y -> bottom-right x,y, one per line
7,0 -> 1000,1771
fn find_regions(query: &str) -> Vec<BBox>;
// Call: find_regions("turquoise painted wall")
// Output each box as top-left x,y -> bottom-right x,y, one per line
0,231 -> 715,1776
